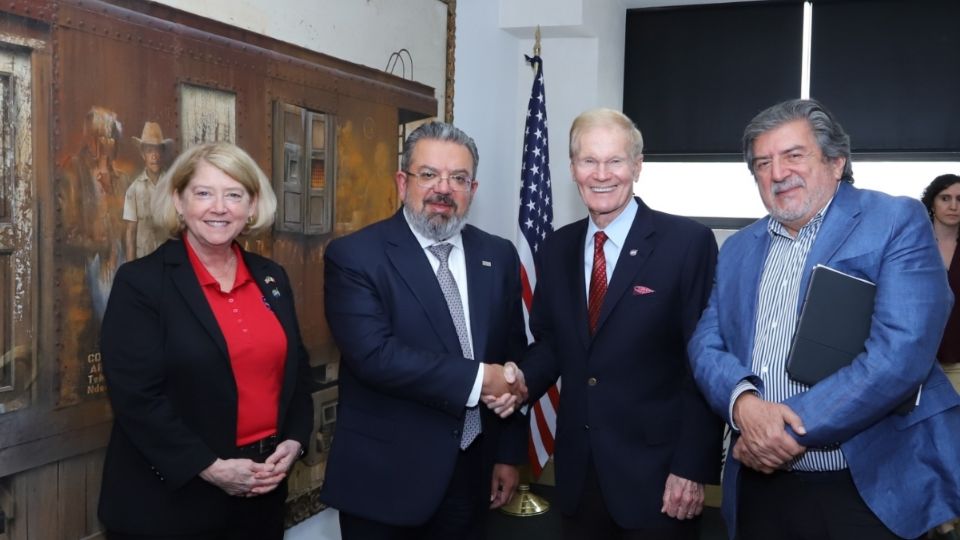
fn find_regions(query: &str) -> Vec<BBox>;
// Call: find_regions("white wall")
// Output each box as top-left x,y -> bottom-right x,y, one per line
456,0 -> 629,240
151,0 -> 449,118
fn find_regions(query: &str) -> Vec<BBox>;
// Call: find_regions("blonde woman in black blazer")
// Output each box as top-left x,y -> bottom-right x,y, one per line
98,142 -> 313,539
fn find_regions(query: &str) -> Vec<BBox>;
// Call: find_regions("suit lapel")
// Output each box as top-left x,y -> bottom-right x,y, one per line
463,228 -> 491,362
737,221 -> 771,360
244,252 -> 295,336
384,211 -> 462,355
564,219 -> 592,350
594,199 -> 655,337
797,182 -> 860,310
166,241 -> 230,361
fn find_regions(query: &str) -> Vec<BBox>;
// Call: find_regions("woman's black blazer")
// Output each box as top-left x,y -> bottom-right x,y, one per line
98,239 -> 313,534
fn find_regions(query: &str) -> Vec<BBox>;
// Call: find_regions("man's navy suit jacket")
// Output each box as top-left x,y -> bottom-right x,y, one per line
522,197 -> 723,529
320,210 -> 527,525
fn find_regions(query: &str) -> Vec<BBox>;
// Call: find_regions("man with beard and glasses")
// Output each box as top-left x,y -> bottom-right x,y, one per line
689,98 -> 960,540
320,121 -> 529,540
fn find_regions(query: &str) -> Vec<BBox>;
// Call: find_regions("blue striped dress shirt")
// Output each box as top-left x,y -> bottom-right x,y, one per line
732,203 -> 846,472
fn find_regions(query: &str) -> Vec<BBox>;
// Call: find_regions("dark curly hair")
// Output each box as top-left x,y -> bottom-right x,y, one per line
921,174 -> 960,220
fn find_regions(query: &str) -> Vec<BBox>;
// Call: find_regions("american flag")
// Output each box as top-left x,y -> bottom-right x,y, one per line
516,54 -> 558,478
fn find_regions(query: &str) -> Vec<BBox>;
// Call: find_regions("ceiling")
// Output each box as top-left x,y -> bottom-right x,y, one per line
622,0 -> 763,8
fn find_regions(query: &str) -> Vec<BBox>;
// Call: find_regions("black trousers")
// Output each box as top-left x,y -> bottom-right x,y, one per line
738,467 -> 916,540
106,437 -> 286,540
561,460 -> 699,540
105,486 -> 285,540
339,439 -> 487,540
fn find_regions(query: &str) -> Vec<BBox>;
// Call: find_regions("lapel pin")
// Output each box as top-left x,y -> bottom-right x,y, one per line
271,288 -> 281,298
482,260 -> 492,267
264,276 -> 276,284
629,249 -> 638,256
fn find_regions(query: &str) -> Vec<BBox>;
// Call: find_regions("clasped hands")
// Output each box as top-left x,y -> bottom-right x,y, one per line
199,439 -> 302,497
480,361 -> 527,418
732,392 -> 807,473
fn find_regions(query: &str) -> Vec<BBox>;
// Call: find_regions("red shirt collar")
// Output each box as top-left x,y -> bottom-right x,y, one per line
182,235 -> 253,290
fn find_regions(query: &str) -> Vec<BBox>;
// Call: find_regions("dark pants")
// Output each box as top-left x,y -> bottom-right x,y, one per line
561,461 -> 699,540
105,487 -> 285,540
738,467 -> 916,540
106,437 -> 286,540
339,439 -> 487,540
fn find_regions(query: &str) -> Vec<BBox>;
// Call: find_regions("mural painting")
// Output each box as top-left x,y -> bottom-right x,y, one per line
57,106 -> 183,405
123,122 -> 174,261
180,83 -> 236,146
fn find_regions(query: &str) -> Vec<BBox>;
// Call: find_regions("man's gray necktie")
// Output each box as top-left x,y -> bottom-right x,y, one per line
428,242 -> 481,449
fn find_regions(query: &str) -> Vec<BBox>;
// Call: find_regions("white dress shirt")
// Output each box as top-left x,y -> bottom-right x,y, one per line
405,214 -> 484,407
583,198 -> 639,297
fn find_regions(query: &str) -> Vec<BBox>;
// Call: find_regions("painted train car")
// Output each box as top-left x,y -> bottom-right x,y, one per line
0,0 -> 436,536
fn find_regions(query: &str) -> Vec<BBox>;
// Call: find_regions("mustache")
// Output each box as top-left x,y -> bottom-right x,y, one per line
771,176 -> 805,194
424,193 -> 458,210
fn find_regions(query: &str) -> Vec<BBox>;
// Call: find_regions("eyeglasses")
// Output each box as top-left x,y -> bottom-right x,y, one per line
752,151 -> 815,175
404,169 -> 474,192
573,157 -> 631,173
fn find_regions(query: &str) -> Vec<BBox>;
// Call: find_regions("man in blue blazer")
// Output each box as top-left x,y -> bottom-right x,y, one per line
321,122 -> 528,540
517,109 -> 722,540
689,99 -> 960,540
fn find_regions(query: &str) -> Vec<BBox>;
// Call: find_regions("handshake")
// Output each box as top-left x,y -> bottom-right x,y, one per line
480,361 -> 528,418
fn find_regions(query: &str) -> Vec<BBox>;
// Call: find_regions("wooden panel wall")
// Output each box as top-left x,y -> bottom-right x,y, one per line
1,450 -> 105,539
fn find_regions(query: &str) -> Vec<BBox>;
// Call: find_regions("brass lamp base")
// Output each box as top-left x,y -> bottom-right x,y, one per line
499,484 -> 550,516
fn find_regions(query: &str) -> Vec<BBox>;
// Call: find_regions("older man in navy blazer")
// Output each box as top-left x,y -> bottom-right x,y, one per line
321,122 -> 528,540
513,109 -> 722,540
689,99 -> 960,540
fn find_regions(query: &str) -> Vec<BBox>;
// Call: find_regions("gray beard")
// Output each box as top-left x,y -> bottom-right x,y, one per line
403,204 -> 469,242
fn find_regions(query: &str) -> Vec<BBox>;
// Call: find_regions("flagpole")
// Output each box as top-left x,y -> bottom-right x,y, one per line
534,25 -> 541,59
500,30 -> 553,519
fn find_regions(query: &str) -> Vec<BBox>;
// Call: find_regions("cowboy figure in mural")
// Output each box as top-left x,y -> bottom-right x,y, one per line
123,122 -> 174,260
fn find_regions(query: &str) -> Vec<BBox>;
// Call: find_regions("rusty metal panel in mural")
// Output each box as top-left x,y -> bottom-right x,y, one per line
0,42 -> 35,416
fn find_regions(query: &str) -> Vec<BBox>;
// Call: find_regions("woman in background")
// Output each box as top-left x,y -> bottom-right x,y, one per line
98,142 -> 313,540
922,173 -> 960,540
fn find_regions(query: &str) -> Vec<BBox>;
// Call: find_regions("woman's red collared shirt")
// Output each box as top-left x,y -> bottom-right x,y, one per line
184,238 -> 288,446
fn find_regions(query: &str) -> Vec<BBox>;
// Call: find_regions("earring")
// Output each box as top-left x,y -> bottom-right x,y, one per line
177,213 -> 184,222
247,215 -> 255,225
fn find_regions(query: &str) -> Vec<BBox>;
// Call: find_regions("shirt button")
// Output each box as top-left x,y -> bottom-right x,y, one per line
587,377 -> 598,386
228,298 -> 235,303
233,308 -> 239,313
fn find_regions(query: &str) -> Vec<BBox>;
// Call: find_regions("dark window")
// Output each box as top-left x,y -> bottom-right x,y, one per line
624,2 -> 804,158
810,0 -> 960,155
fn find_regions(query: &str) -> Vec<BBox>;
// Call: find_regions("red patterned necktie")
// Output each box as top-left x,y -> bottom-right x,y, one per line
588,231 -> 608,335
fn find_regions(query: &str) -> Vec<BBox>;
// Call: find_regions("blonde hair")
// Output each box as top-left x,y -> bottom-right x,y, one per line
152,142 -> 277,237
568,108 -> 644,161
